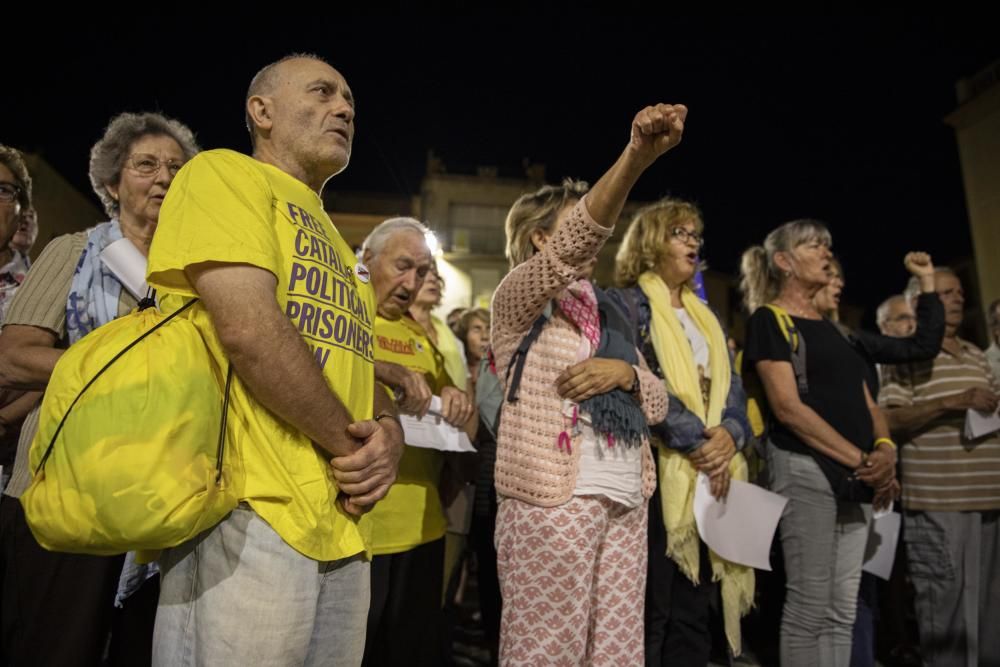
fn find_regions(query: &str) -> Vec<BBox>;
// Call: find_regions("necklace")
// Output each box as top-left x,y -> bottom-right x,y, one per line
773,298 -> 820,320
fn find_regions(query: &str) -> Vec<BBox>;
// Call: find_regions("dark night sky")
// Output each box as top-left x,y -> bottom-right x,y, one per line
5,13 -> 997,326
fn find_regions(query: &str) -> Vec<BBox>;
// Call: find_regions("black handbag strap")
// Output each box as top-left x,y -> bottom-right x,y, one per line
504,302 -> 553,404
35,297 -> 232,483
215,362 -> 233,484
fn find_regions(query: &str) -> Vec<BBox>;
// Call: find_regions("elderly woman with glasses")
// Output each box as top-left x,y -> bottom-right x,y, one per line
609,198 -> 754,665
0,112 -> 198,667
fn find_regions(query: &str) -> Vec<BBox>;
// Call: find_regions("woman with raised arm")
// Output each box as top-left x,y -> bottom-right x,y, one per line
491,103 -> 683,665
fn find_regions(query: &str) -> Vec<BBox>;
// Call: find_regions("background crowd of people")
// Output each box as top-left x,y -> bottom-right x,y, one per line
0,52 -> 998,667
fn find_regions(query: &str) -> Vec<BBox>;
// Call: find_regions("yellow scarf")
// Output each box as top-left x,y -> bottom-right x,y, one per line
638,271 -> 754,656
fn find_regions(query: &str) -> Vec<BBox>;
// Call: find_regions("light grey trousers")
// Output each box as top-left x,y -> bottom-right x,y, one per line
903,509 -> 1000,667
153,505 -> 370,667
767,443 -> 872,667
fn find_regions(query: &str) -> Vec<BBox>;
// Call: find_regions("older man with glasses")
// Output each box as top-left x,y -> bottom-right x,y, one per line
0,146 -> 32,324
879,268 -> 1000,667
876,295 -> 917,338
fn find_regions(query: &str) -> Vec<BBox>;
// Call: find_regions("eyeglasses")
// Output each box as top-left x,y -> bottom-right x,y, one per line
888,314 -> 916,323
124,153 -> 186,177
670,226 -> 704,248
0,182 -> 22,204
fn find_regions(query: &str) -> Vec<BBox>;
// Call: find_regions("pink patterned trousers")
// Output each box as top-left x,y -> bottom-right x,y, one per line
495,495 -> 648,666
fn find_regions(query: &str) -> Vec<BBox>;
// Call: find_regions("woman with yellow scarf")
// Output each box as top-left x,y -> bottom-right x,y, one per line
610,198 -> 754,666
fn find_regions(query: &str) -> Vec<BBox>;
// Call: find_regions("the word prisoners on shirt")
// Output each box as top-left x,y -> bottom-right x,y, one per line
284,202 -> 373,368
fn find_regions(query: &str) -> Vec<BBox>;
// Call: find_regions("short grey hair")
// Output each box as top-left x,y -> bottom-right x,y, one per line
903,266 -> 957,305
361,217 -> 430,258
876,294 -> 907,329
245,53 -> 330,149
89,112 -> 200,218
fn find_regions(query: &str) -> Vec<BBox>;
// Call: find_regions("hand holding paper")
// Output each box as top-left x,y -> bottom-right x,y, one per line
964,408 -> 1000,440
399,396 -> 476,453
693,473 -> 788,571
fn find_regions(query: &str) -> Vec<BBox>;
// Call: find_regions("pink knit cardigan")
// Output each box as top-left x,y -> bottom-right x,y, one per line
491,197 -> 668,507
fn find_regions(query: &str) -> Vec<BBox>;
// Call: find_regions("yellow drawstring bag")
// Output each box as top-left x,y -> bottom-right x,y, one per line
20,298 -> 239,554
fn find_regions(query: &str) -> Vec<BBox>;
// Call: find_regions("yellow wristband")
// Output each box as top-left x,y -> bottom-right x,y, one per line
874,437 -> 896,450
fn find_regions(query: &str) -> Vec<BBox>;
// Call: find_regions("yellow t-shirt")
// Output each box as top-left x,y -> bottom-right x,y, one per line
431,316 -> 468,392
147,149 -> 375,562
369,314 -> 451,555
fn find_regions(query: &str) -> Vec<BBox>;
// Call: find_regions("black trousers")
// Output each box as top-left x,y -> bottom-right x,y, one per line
362,537 -> 445,667
470,490 -> 501,659
644,488 -> 717,667
0,495 -> 131,666
107,573 -> 159,667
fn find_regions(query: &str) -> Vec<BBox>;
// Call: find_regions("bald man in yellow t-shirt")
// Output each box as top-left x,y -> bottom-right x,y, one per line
148,55 -> 404,667
359,217 -> 477,667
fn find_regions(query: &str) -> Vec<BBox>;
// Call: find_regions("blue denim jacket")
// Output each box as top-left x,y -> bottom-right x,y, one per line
607,286 -> 750,454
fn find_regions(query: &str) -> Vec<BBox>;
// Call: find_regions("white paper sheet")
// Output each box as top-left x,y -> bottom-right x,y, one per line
693,474 -> 788,571
399,396 -> 476,453
964,408 -> 1000,440
862,511 -> 901,580
100,238 -> 148,300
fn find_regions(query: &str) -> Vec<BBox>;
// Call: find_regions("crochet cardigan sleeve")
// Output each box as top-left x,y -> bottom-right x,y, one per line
491,196 -> 612,351
635,355 -> 668,426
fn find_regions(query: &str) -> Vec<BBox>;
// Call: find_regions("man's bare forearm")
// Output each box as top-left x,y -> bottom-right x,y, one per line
374,361 -> 404,389
227,315 -> 358,458
373,382 -> 398,419
883,398 -> 951,437
190,263 -> 360,459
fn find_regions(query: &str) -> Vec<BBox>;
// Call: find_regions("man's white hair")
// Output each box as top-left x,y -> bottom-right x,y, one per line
876,294 -> 907,330
903,266 -> 957,304
361,217 -> 430,258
